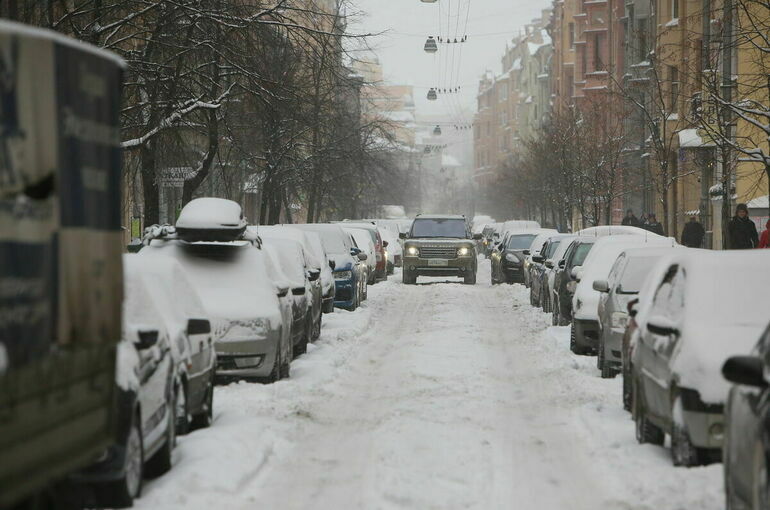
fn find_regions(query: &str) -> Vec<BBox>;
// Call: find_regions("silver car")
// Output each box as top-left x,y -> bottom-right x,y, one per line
594,247 -> 673,378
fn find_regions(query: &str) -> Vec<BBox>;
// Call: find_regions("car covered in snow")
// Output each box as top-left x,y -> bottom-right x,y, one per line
74,266 -> 178,508
297,230 -> 336,313
594,246 -> 677,378
340,221 -> 387,283
529,233 -> 572,308
141,199 -> 289,383
552,237 -> 597,326
631,250 -> 770,466
293,223 -> 367,310
571,235 -> 677,355
521,229 -> 559,288
344,226 -> 375,293
490,231 -> 539,285
401,214 -> 481,285
254,225 -> 324,342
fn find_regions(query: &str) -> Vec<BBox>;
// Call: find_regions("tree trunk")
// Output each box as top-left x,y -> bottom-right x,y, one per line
182,109 -> 219,205
140,143 -> 160,226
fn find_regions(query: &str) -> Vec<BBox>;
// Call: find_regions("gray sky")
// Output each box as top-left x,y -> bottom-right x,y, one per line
349,0 -> 550,123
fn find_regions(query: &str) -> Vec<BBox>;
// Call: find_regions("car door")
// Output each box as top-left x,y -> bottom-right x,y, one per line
600,255 -> 627,333
137,329 -> 173,447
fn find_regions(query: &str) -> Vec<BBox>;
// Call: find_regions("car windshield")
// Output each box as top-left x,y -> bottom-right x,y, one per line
507,234 -> 536,250
545,240 -> 561,258
619,256 -> 659,293
411,218 -> 467,238
572,243 -> 594,265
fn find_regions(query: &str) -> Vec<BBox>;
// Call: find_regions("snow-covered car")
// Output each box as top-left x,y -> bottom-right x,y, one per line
529,233 -> 572,308
141,199 -> 289,382
254,225 -> 323,341
552,237 -> 597,326
344,226 -> 375,292
571,234 -> 676,355
294,223 -> 366,310
260,244 -> 295,376
543,235 -> 577,314
576,225 -> 664,238
124,255 -> 217,433
722,322 -> 770,509
340,221 -> 387,283
501,220 -> 541,236
491,231 -> 539,285
74,269 -> 177,507
300,230 -> 336,313
522,229 -> 559,288
594,246 -> 677,378
632,250 -> 770,466
259,235 -> 318,357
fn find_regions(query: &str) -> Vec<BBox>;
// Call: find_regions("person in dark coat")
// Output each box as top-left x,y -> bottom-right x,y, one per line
621,209 -> 641,227
728,203 -> 759,249
644,213 -> 665,236
681,216 -> 705,248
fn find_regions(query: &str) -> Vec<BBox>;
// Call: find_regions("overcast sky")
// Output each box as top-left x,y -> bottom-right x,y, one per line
349,0 -> 550,123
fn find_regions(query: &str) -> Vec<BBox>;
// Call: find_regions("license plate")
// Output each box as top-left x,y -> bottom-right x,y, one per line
428,259 -> 448,266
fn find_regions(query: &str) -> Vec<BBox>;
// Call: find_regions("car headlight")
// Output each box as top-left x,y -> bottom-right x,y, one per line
406,246 -> 419,256
505,253 -> 519,263
611,312 -> 628,329
334,270 -> 353,280
457,247 -> 471,257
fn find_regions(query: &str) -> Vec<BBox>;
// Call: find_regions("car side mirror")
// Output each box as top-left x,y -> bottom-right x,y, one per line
532,255 -> 544,264
357,252 -> 368,261
523,249 -> 531,256
329,260 -> 336,270
723,356 -> 767,388
383,240 -> 389,248
135,329 -> 159,350
627,298 -> 639,318
187,318 -> 211,336
558,260 -> 565,269
275,282 -> 290,297
570,265 -> 582,281
592,279 -> 610,293
473,233 -> 483,240
307,270 -> 321,282
545,260 -> 554,269
647,316 -> 680,337
350,247 -> 361,256
399,232 -> 407,239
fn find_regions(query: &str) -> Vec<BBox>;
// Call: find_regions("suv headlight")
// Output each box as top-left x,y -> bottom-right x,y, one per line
611,312 -> 628,329
334,270 -> 353,280
457,247 -> 471,257
406,246 -> 419,256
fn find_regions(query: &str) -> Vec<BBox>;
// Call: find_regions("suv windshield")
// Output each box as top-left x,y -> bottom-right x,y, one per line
507,234 -> 536,250
411,218 -> 467,238
572,243 -> 594,266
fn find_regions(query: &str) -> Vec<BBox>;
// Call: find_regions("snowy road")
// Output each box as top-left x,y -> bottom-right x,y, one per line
135,259 -> 723,510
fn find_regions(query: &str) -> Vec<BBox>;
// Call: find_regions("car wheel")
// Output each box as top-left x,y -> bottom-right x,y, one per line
402,270 -> 417,285
293,318 -> 310,357
622,365 -> 633,412
175,381 -> 190,435
672,421 -> 701,467
463,271 -> 476,285
323,299 -> 334,314
752,439 -> 769,510
191,374 -> 214,430
634,382 -> 664,446
312,313 -> 322,342
145,392 -> 176,478
268,346 -> 282,382
570,323 -> 586,355
94,412 -> 143,508
552,298 -> 559,325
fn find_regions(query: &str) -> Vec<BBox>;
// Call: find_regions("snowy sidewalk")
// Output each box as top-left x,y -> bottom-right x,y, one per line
133,260 -> 723,510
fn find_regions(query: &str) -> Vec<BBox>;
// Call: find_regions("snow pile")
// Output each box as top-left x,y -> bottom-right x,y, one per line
176,198 -> 246,230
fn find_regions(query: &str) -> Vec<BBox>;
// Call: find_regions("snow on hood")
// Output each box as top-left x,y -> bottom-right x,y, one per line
299,230 -> 334,293
176,198 -> 247,230
251,226 -> 322,270
137,240 -> 282,329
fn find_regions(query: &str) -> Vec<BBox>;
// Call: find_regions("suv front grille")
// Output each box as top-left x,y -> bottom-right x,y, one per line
419,247 -> 457,259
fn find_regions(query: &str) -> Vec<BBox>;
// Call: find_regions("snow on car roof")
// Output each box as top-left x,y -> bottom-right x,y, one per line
344,227 -> 375,254
292,224 -> 352,255
250,225 -> 321,270
527,229 -> 560,253
176,198 -> 247,230
576,225 -> 660,237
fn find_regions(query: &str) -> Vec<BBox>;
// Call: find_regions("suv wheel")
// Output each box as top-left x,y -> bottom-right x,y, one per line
463,270 -> 476,285
402,270 -> 417,285
672,421 -> 702,467
634,383 -> 664,446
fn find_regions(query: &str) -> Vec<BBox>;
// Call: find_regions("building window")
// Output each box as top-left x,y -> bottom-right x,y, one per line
594,33 -> 605,70
671,0 -> 679,19
569,23 -> 575,49
669,65 -> 679,112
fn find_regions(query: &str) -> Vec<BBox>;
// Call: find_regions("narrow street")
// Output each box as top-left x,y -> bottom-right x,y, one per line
134,259 -> 723,510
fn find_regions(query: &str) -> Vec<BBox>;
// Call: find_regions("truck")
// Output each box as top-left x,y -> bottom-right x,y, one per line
0,21 -> 124,507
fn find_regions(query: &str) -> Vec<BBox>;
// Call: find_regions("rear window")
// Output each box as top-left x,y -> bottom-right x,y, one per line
572,243 -> 594,265
411,218 -> 467,238
507,234 -> 536,250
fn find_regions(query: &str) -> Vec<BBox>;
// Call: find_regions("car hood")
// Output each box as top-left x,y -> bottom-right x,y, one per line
405,238 -> 474,246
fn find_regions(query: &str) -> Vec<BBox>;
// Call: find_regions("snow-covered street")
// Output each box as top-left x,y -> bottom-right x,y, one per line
133,258 -> 723,510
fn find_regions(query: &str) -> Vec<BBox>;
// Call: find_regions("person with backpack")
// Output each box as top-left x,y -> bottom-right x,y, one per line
727,203 -> 759,249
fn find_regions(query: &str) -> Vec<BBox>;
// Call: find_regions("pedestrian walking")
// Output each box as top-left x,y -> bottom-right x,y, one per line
759,219 -> 770,249
643,213 -> 665,236
727,203 -> 759,249
681,216 -> 705,248
621,209 -> 641,227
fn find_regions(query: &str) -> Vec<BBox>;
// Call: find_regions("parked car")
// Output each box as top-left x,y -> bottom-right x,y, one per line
543,235 -> 577,315
344,226 -> 375,292
255,225 -> 324,341
522,229 -> 559,289
572,235 -> 676,355
552,237 -> 597,326
576,225 -> 664,238
340,221 -> 387,282
530,234 -> 572,308
379,227 -> 402,272
294,224 -> 367,310
501,220 -> 541,236
124,255 -> 217,434
299,230 -> 336,313
481,224 -> 500,258
259,236 -> 318,357
260,243 -> 297,372
632,250 -> 770,466
73,268 -> 177,508
490,231 -> 538,284
400,214 -> 481,285
141,199 -> 290,383
594,247 -> 675,378
722,323 -> 770,510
